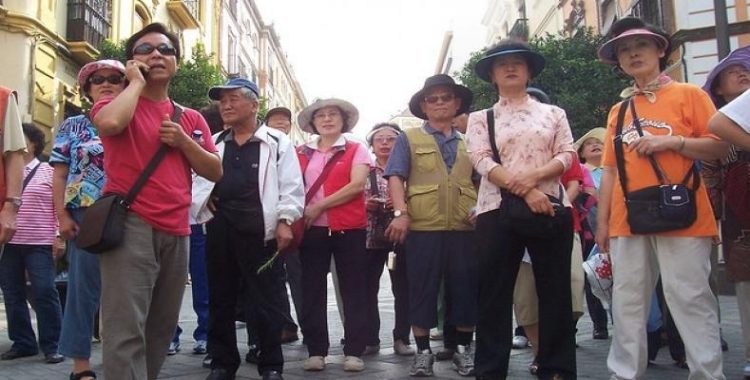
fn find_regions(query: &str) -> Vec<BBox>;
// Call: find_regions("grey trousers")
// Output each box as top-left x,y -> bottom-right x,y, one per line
100,213 -> 188,380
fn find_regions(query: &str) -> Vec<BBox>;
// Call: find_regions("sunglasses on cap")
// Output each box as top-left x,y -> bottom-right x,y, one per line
424,94 -> 455,104
89,74 -> 125,85
133,43 -> 177,56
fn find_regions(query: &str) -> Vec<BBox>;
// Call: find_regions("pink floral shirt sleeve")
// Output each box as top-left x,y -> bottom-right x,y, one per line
465,96 -> 576,215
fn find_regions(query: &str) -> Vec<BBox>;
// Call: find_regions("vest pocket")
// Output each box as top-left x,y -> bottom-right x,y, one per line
456,186 -> 478,222
408,184 -> 440,222
414,147 -> 439,173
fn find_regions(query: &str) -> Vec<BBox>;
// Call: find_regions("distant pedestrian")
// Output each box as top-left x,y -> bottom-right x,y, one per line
53,59 -> 126,380
90,23 -> 222,380
0,123 -> 64,364
385,74 -> 478,377
296,98 -> 371,373
596,17 -> 727,379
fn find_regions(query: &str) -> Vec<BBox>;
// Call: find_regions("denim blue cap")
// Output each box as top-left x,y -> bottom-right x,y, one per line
208,77 -> 259,100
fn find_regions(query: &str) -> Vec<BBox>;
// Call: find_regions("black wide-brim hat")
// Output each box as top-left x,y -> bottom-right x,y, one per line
474,43 -> 546,82
408,74 -> 473,120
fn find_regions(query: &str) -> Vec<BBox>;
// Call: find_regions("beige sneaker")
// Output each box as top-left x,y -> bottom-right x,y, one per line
303,355 -> 325,371
343,355 -> 365,372
394,339 -> 416,356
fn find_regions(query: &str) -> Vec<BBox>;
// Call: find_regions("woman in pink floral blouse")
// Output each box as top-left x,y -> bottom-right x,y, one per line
465,39 -> 577,380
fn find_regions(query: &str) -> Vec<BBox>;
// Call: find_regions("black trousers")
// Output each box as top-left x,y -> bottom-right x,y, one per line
581,234 -> 608,330
474,209 -> 577,380
365,245 -> 410,345
299,227 -> 368,357
206,213 -> 285,375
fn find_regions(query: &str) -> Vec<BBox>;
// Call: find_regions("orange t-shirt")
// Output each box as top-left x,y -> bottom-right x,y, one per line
601,82 -> 719,238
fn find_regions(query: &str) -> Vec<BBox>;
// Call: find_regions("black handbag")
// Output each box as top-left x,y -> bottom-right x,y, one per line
486,109 -> 571,238
613,98 -> 698,234
75,103 -> 184,253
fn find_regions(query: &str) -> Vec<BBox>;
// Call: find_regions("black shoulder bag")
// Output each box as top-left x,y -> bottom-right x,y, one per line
486,109 -> 569,238
75,104 -> 184,254
613,99 -> 698,234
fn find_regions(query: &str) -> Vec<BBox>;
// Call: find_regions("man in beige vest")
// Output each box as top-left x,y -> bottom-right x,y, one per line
384,74 -> 477,377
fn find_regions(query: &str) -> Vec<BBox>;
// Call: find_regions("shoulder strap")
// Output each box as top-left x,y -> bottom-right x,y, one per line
125,103 -> 184,204
304,149 -> 345,204
22,163 -> 42,192
486,109 -> 502,164
369,169 -> 380,197
613,100 -> 631,196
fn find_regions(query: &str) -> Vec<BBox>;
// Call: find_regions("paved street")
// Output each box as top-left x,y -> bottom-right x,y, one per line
0,273 -> 746,379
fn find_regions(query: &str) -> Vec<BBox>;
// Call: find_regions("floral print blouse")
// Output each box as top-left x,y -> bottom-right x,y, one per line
465,95 -> 575,216
49,115 -> 105,209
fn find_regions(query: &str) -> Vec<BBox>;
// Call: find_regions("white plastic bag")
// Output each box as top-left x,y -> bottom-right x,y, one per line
582,244 -> 612,306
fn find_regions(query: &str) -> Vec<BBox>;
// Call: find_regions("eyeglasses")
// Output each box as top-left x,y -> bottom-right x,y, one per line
133,43 -> 177,56
313,111 -> 341,120
373,136 -> 397,144
424,94 -> 455,104
89,74 -> 125,85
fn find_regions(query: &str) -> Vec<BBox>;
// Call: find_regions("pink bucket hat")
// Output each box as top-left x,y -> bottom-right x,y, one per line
77,59 -> 126,88
597,28 -> 669,64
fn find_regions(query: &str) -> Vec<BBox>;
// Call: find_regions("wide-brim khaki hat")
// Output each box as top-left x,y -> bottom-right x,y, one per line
575,127 -> 606,151
297,98 -> 359,134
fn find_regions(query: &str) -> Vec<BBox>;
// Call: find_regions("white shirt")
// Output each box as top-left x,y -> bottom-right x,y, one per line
720,89 -> 750,133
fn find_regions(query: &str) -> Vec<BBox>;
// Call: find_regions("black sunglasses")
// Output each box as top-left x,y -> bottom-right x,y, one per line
133,43 -> 177,56
89,74 -> 125,85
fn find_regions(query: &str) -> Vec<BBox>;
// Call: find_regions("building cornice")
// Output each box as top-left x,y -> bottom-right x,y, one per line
671,20 -> 750,49
0,8 -> 68,48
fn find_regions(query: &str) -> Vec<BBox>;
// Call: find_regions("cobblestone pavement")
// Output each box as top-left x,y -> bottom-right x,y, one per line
0,274 -> 746,379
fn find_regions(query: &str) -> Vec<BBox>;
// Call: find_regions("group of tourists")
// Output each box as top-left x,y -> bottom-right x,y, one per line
0,17 -> 749,380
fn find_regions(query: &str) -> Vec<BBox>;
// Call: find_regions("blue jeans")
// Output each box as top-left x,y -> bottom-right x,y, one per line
59,208 -> 102,358
0,243 -> 62,354
172,224 -> 209,344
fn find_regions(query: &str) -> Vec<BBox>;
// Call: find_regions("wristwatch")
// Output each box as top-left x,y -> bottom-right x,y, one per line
280,217 -> 294,226
4,196 -> 22,211
393,209 -> 407,218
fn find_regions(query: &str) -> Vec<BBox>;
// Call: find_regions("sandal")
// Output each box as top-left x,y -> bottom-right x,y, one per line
70,370 -> 97,380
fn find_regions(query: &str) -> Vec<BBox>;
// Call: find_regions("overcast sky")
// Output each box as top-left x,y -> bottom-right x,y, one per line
254,0 -> 489,137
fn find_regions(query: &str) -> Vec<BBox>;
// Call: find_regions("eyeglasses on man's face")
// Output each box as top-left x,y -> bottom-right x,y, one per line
89,75 -> 125,85
373,136 -> 397,144
424,93 -> 455,104
133,43 -> 177,56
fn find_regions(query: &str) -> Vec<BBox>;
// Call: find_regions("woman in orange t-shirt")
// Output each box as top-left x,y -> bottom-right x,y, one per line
594,17 -> 728,380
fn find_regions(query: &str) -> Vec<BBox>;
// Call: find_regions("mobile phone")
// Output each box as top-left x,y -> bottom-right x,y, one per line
139,66 -> 149,79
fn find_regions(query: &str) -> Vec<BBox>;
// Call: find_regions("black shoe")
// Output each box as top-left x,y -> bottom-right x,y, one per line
202,354 -> 212,369
70,370 -> 97,380
245,346 -> 260,364
721,336 -> 729,352
1,349 -> 37,360
262,370 -> 284,380
44,352 -> 65,364
205,368 -> 235,380
280,329 -> 299,344
435,348 -> 455,361
592,328 -> 609,340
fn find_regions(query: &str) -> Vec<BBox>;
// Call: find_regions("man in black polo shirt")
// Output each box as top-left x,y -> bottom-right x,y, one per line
202,78 -> 304,380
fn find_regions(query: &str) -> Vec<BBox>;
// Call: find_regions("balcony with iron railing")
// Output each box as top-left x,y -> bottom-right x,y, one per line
66,0 -> 111,64
630,0 -> 664,29
167,0 -> 200,29
509,18 -> 529,40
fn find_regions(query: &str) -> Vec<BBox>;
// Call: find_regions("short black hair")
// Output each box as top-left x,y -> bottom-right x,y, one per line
200,103 -> 225,135
125,23 -> 181,63
607,17 -> 672,71
22,123 -> 46,157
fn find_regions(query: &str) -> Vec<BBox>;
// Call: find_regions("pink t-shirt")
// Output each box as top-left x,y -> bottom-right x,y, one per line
303,136 -> 371,227
11,160 -> 57,245
91,96 -> 217,235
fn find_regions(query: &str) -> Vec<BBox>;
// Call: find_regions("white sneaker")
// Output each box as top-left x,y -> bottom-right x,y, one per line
452,343 -> 475,376
303,356 -> 325,371
429,329 -> 443,341
394,339 -> 416,356
743,362 -> 750,378
512,335 -> 529,349
343,356 -> 365,372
